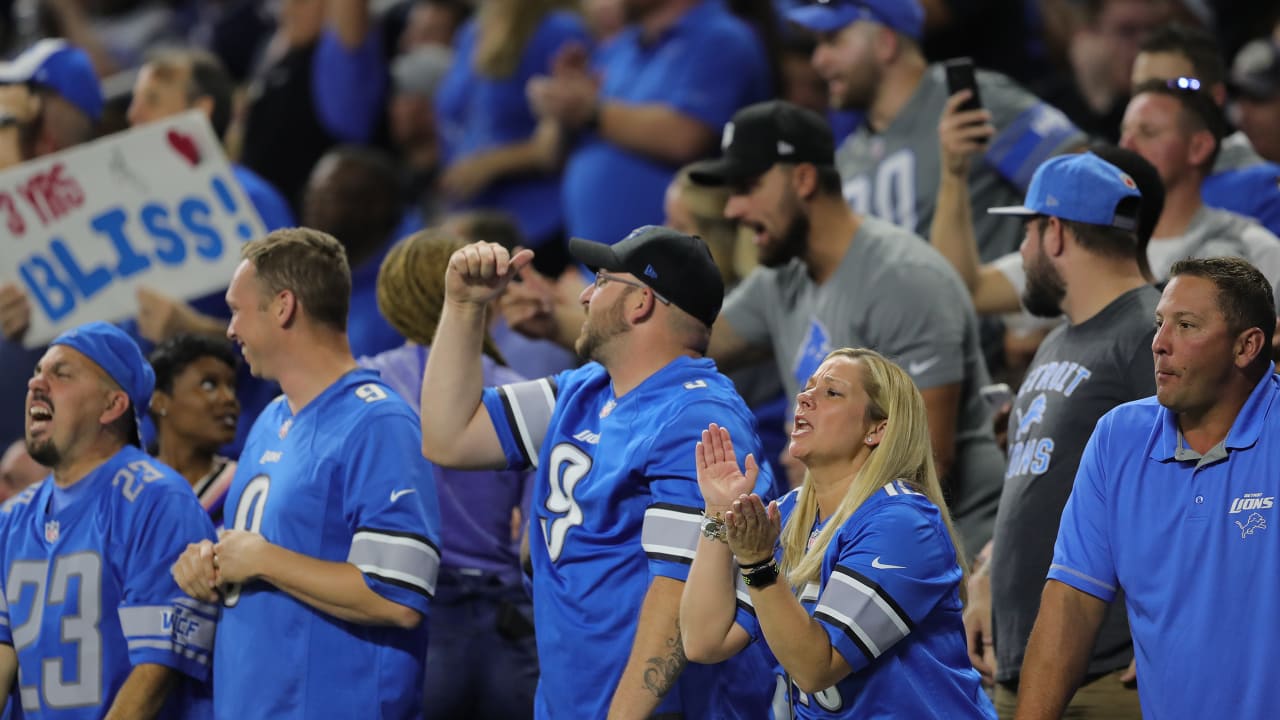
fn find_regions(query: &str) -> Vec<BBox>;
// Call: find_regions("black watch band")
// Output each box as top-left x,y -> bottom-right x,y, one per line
741,560 -> 779,589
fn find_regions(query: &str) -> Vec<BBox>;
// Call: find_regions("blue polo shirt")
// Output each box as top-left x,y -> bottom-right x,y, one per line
561,0 -> 770,244
1049,366 -> 1280,718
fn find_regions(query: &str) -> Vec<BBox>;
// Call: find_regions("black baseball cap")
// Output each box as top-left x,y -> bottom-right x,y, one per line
1229,38 -> 1280,101
688,100 -> 836,187
569,226 -> 724,328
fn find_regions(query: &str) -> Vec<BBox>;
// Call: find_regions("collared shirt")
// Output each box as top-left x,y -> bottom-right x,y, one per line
1049,365 -> 1280,718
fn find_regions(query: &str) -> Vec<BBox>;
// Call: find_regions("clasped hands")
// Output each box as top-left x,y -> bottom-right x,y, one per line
696,423 -> 781,566
170,530 -> 268,603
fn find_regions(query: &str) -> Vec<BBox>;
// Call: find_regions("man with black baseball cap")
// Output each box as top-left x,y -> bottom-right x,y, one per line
695,99 -> 1005,559
1231,37 -> 1280,164
1,321 -> 217,716
419,230 -> 779,718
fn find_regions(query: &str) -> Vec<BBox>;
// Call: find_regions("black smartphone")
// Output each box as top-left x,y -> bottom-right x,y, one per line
944,57 -> 983,113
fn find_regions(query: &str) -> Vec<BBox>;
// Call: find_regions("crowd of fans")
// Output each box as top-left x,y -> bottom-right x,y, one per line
1,0 -> 1280,718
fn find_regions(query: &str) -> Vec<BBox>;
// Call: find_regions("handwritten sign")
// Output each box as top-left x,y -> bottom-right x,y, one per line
0,111 -> 267,347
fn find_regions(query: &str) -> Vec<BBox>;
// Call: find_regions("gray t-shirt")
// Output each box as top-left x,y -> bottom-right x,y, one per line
722,216 -> 1003,552
836,66 -> 1085,262
991,285 -> 1160,682
1145,206 -> 1280,309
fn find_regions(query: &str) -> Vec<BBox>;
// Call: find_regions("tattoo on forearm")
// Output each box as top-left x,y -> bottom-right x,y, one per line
642,618 -> 688,699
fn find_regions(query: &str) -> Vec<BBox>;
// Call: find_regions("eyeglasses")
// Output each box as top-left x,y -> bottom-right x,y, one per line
593,271 -> 671,305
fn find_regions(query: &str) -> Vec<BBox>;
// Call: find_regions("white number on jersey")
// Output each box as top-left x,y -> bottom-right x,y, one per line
355,384 -> 388,403
795,681 -> 843,712
223,474 -> 270,608
7,552 -> 103,709
111,460 -> 164,502
541,443 -> 591,562
842,148 -> 918,231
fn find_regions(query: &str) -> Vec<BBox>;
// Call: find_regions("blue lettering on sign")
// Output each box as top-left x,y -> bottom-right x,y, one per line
14,175 -> 249,322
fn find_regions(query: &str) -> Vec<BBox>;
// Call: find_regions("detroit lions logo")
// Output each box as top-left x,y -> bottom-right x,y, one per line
1235,512 -> 1267,539
792,318 -> 832,390
1015,394 -> 1048,440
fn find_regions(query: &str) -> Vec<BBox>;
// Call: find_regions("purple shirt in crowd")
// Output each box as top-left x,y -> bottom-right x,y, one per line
359,342 -> 531,583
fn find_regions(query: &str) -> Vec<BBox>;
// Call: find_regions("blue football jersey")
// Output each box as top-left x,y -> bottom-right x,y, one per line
735,484 -> 994,719
0,445 -> 218,720
214,370 -> 441,719
482,356 -> 777,719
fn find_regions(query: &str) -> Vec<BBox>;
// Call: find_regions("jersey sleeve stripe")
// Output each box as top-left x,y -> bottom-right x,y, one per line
174,596 -> 221,620
814,567 -> 913,660
118,604 -> 217,653
799,582 -> 820,604
498,379 -> 557,470
128,638 -> 212,665
813,608 -> 876,664
736,586 -> 755,617
349,531 -> 441,597
353,526 -> 439,549
1048,563 -> 1117,594
358,566 -> 435,597
641,505 -> 702,563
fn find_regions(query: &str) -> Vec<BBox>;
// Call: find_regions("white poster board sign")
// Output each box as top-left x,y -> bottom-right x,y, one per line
0,110 -> 267,347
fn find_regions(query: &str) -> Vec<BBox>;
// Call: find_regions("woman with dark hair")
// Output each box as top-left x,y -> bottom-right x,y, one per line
148,334 -> 240,527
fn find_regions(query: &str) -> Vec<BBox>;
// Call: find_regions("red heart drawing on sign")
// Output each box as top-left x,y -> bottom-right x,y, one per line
167,130 -> 201,166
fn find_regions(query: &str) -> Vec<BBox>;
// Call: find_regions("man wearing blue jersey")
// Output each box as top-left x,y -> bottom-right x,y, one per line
421,227 -> 778,719
1017,257 -> 1280,719
170,228 -> 442,719
0,321 -> 218,719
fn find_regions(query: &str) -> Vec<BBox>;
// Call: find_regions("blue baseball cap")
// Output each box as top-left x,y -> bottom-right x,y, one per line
987,153 -> 1142,231
0,39 -> 103,122
51,322 -> 155,435
785,0 -> 925,42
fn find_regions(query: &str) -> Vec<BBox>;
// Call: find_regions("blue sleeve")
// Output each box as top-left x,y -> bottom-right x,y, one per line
650,26 -> 769,128
481,372 -> 566,471
312,26 -> 388,143
342,412 -> 442,616
120,478 -> 220,681
232,165 -> 295,231
1046,413 -> 1119,602
979,72 -> 1084,192
642,399 -> 772,582
1202,164 -> 1280,237
815,494 -> 962,674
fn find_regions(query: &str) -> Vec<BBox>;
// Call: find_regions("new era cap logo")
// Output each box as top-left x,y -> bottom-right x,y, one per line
777,140 -> 794,155
1045,195 -> 1059,207
721,122 -> 735,150
1120,172 -> 1136,189
644,264 -> 658,279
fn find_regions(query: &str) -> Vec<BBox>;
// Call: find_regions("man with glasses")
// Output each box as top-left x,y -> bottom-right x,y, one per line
1119,78 -> 1280,299
1131,23 -> 1280,236
419,227 -> 779,718
692,100 -> 1004,562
